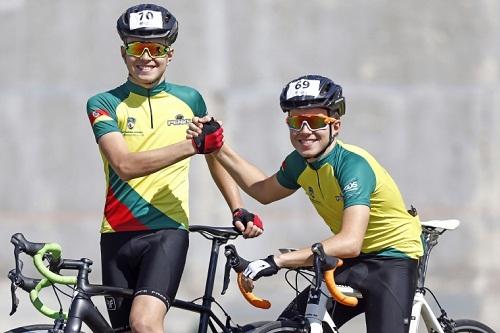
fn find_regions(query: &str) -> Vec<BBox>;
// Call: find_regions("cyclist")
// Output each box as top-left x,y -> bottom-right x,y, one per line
86,4 -> 263,333
189,74 -> 423,333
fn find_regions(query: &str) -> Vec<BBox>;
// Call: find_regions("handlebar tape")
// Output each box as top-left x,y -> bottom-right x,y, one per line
29,244 -> 76,320
33,243 -> 76,285
323,259 -> 358,307
237,273 -> 271,309
29,278 -> 68,320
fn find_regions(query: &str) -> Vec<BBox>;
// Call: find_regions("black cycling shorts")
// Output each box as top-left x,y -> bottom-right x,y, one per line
100,228 -> 189,332
280,255 -> 418,333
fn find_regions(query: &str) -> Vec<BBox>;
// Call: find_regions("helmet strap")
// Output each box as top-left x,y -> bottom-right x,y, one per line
309,109 -> 337,160
309,124 -> 335,160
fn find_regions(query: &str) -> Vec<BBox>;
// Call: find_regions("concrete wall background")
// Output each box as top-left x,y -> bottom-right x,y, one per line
0,0 -> 499,332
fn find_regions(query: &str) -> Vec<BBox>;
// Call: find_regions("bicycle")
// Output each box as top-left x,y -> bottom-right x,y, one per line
224,219 -> 496,333
5,225 -> 269,333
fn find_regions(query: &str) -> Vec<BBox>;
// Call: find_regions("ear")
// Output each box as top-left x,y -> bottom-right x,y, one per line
333,119 -> 341,132
167,48 -> 174,63
120,45 -> 126,62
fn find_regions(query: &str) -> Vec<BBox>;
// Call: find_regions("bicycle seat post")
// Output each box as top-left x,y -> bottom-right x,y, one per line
198,235 -> 227,333
417,228 -> 440,289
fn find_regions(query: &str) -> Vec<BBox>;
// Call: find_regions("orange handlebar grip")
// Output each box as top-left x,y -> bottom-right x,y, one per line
237,273 -> 271,309
323,260 -> 358,307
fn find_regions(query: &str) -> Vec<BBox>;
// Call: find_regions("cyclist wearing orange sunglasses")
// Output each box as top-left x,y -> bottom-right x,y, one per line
85,4 -> 263,333
189,74 -> 423,333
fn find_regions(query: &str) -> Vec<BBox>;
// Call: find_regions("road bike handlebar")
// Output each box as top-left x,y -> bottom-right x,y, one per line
8,233 -> 79,319
224,243 -> 358,309
224,244 -> 271,309
8,226 -> 243,321
311,243 -> 358,307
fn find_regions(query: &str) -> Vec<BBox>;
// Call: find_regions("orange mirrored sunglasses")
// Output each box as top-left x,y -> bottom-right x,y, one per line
286,114 -> 337,131
125,41 -> 171,58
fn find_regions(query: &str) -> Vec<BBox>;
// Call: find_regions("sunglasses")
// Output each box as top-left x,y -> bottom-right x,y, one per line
286,114 -> 338,131
125,41 -> 171,58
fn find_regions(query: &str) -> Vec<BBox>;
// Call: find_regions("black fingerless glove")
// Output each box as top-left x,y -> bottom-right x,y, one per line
192,118 -> 224,154
232,208 -> 264,230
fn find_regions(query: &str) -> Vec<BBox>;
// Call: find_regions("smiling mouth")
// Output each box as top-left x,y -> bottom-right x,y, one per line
298,138 -> 317,145
136,65 -> 156,71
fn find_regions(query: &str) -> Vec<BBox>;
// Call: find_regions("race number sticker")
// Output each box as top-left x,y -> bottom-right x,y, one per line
286,79 -> 320,99
129,10 -> 163,30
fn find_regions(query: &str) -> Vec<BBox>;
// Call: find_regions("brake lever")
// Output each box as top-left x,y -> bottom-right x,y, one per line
311,243 -> 325,291
221,257 -> 231,295
13,246 -> 21,276
222,244 -> 248,295
8,270 -> 20,316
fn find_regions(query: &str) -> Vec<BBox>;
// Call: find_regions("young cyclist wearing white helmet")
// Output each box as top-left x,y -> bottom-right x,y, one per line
86,4 -> 263,332
189,74 -> 423,333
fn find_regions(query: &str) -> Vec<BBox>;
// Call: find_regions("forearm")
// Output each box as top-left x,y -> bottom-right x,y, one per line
274,232 -> 363,269
212,145 -> 269,201
274,248 -> 313,269
107,139 -> 196,181
205,154 -> 243,211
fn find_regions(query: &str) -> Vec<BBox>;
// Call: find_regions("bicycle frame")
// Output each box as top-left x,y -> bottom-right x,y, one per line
303,284 -> 448,333
172,229 -> 236,333
305,283 -> 337,332
262,219 -> 464,333
409,290 -> 443,333
7,226 -> 245,333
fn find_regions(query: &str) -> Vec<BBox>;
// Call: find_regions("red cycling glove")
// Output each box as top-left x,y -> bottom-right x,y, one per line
232,208 -> 264,230
192,118 -> 224,154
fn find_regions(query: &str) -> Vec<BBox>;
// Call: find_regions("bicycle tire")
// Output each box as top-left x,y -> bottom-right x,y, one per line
452,319 -> 496,333
3,324 -> 62,333
250,320 -> 306,333
239,321 -> 277,332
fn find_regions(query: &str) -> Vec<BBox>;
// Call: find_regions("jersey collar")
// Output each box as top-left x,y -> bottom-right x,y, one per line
307,140 -> 341,170
125,79 -> 168,97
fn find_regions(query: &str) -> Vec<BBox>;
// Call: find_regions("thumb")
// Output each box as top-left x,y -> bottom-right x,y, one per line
234,221 -> 245,232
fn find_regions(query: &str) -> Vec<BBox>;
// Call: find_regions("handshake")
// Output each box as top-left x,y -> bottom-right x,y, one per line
188,116 -> 224,154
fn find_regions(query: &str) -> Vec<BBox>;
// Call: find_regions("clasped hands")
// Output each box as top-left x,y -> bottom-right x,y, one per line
187,116 -> 263,239
187,116 -> 223,154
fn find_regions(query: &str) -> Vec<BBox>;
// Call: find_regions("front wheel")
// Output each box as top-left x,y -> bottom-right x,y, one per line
452,319 -> 496,333
4,325 -> 62,333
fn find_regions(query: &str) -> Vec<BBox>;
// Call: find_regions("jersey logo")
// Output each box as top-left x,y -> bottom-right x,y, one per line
167,114 -> 190,126
307,186 -> 315,199
343,180 -> 358,193
88,109 -> 111,124
127,117 -> 136,129
105,296 -> 117,310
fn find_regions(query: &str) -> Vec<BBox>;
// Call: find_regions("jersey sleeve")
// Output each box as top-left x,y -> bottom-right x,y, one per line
86,93 -> 121,142
276,151 -> 306,190
190,89 -> 207,117
336,153 -> 376,208
168,84 -> 207,118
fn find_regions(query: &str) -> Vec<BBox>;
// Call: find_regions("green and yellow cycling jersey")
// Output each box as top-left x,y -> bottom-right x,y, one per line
86,79 -> 206,233
276,140 -> 423,259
